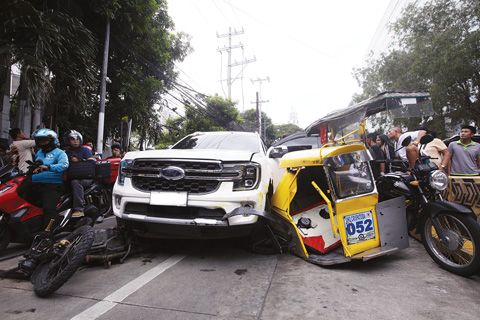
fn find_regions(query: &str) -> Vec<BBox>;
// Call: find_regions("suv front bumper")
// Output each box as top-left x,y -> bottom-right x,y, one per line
113,180 -> 265,234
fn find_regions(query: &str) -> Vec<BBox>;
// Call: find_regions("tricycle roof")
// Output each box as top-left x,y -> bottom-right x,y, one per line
279,143 -> 366,168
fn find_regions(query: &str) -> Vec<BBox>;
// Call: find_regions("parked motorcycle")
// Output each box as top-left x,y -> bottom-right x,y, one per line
376,135 -> 480,276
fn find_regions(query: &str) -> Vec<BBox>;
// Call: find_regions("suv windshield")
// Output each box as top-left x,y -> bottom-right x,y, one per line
172,133 -> 260,153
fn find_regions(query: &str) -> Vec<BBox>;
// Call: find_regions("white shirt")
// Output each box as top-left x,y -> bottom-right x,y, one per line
397,131 -> 419,160
11,140 -> 36,173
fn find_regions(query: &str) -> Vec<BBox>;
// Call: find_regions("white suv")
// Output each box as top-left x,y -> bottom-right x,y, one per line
112,131 -> 272,239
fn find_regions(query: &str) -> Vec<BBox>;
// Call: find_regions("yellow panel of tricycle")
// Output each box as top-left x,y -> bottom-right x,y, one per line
279,144 -> 366,169
271,170 -> 298,218
334,194 -> 381,257
270,169 -> 310,259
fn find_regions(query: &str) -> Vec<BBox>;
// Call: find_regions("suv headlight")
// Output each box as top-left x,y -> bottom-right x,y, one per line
225,162 -> 261,191
429,170 -> 448,191
118,159 -> 133,185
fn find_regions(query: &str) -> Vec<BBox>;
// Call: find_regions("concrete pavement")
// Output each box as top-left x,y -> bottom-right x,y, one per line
0,229 -> 479,320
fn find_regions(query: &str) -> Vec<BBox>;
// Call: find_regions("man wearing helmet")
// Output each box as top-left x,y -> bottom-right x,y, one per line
65,130 -> 96,218
30,128 -> 69,226
18,128 -> 68,274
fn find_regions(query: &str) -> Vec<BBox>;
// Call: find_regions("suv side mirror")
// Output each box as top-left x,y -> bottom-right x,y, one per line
269,146 -> 288,159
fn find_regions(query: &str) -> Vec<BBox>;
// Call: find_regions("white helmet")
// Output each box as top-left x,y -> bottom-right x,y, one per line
66,129 -> 83,144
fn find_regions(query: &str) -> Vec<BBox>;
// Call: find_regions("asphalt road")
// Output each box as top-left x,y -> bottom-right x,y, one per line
1,217 -> 479,320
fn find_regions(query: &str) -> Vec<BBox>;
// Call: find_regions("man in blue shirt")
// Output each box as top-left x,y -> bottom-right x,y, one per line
65,130 -> 95,217
19,128 -> 68,274
30,129 -> 69,226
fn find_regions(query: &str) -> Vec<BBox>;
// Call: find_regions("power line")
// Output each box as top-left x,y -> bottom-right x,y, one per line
110,31 -> 246,132
222,0 -> 334,58
211,0 -> 231,25
366,0 -> 410,56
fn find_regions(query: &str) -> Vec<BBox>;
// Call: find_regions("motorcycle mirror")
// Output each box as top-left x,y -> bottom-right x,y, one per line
401,136 -> 412,147
419,134 -> 434,145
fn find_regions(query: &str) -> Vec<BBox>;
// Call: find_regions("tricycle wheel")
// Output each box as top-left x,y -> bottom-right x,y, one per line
421,212 -> 480,277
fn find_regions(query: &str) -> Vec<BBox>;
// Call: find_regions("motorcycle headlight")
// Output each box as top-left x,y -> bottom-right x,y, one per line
429,170 -> 448,191
118,159 -> 133,185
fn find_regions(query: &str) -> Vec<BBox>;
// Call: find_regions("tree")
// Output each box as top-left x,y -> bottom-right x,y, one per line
156,95 -> 242,148
0,0 -> 190,148
353,0 -> 480,136
240,109 -> 275,146
273,123 -> 303,140
0,0 -> 98,128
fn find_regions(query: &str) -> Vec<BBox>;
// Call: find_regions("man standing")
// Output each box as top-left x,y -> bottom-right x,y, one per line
9,128 -> 36,173
448,125 -> 480,175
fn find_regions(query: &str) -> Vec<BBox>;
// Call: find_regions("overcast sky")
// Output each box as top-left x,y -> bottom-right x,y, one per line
168,0 -> 407,128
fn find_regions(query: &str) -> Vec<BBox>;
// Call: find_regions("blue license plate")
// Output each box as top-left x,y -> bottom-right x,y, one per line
343,211 -> 375,244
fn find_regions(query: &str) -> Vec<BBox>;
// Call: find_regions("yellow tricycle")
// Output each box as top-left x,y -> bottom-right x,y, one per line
266,139 -> 410,265
225,137 -> 409,265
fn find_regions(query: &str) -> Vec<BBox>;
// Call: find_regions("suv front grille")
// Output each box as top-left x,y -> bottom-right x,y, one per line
132,176 -> 220,193
127,159 -> 245,193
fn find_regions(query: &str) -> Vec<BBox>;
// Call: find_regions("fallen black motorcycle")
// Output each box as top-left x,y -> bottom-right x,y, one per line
376,135 -> 480,276
0,161 -> 97,297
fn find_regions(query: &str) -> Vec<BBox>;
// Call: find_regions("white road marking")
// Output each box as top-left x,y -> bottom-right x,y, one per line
70,254 -> 186,320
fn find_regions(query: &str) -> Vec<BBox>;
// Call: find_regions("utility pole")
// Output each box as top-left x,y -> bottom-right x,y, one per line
251,77 -> 269,138
217,27 -> 255,100
255,92 -> 261,136
96,18 -> 110,156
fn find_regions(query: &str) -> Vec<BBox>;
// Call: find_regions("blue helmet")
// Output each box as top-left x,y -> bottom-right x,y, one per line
32,128 -> 59,151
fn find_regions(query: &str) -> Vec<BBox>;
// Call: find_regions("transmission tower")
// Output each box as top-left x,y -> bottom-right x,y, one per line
289,108 -> 299,126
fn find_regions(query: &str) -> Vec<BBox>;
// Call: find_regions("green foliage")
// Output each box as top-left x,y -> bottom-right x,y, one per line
273,123 -> 303,140
240,109 -> 275,146
0,0 -> 98,109
156,95 -> 242,148
77,0 -> 190,144
354,0 -> 480,136
0,0 -> 190,148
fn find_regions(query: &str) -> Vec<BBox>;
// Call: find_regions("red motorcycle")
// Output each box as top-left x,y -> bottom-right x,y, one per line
0,158 -> 119,252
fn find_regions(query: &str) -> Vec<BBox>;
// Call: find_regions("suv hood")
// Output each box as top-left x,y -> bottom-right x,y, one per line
124,149 -> 257,162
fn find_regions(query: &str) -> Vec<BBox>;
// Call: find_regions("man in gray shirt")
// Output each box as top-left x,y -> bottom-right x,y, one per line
448,125 -> 480,175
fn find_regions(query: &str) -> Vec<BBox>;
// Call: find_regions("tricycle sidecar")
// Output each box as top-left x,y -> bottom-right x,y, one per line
268,143 -> 409,266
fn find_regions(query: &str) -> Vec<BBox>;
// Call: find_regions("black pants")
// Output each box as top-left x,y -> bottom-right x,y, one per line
29,183 -> 64,228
